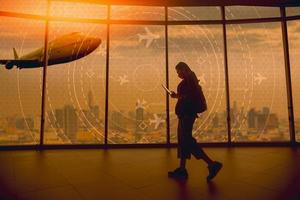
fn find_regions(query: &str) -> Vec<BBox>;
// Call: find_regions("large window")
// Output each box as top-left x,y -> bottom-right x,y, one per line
168,25 -> 227,143
0,17 -> 45,145
227,23 -> 289,142
288,20 -> 300,142
1,2 -> 300,146
108,25 -> 166,144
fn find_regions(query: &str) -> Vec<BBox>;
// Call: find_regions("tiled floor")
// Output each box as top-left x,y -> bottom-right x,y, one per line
0,147 -> 300,200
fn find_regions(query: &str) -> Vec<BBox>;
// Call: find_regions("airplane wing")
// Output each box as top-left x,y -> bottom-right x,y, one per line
0,59 -> 41,69
145,38 -> 154,48
145,27 -> 151,34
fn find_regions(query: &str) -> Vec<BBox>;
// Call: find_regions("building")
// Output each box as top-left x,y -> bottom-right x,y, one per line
248,108 -> 256,129
63,105 -> 78,142
110,111 -> 126,132
15,117 -> 34,131
135,103 -> 145,134
55,109 -> 64,129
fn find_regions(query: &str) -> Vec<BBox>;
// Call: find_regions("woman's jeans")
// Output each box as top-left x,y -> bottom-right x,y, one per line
177,116 -> 206,159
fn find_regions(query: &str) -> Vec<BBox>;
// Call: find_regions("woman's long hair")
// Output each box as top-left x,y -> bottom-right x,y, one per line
175,62 -> 199,86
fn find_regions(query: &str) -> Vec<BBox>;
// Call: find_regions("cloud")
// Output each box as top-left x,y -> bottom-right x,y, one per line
168,25 -> 223,40
226,6 -> 281,20
226,23 -> 286,53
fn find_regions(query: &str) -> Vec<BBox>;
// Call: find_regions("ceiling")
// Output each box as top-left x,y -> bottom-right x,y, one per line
56,0 -> 300,7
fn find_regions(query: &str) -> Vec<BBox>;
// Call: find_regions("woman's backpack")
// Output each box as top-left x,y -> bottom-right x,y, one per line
193,84 -> 207,113
186,72 -> 207,114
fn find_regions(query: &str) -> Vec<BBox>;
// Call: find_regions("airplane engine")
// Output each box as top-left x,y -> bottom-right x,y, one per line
5,62 -> 14,70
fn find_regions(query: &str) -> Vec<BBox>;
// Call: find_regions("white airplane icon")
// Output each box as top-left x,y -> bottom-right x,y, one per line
149,114 -> 165,130
137,27 -> 160,48
117,75 -> 129,85
0,32 -> 101,70
254,73 -> 267,85
197,57 -> 206,65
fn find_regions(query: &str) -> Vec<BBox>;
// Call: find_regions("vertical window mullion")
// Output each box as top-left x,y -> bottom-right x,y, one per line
39,0 -> 51,148
280,6 -> 296,145
221,6 -> 232,145
165,6 -> 170,145
104,5 -> 110,146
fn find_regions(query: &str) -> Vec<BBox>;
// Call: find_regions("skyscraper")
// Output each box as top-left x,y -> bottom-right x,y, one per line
55,109 -> 64,129
15,117 -> 34,131
267,113 -> 279,129
135,102 -> 145,134
212,113 -> 219,128
262,107 -> 270,115
63,105 -> 78,142
257,112 -> 267,131
248,108 -> 256,129
88,89 -> 94,110
111,111 -> 126,132
86,90 -> 100,128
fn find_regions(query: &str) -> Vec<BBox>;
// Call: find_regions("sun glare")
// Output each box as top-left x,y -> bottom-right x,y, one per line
0,0 -> 46,15
50,1 -> 107,19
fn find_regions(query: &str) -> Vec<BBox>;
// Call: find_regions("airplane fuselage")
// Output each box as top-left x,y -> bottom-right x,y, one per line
3,32 -> 101,69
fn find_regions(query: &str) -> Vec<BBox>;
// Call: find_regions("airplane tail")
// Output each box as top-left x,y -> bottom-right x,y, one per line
13,48 -> 19,59
137,34 -> 143,42
144,27 -> 151,34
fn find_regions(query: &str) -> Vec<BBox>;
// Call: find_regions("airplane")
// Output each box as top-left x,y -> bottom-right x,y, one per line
0,32 -> 101,70
149,114 -> 165,130
137,27 -> 160,48
117,75 -> 129,85
254,73 -> 267,85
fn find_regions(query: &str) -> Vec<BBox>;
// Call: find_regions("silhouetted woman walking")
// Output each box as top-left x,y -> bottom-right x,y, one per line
168,62 -> 222,182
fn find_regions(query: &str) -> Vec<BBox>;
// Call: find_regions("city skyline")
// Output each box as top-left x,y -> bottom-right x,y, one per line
0,96 -> 293,144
